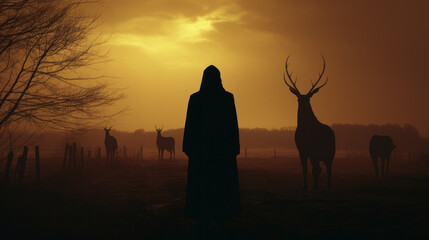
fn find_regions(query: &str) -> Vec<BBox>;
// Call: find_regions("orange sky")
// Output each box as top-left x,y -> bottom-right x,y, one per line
87,0 -> 429,136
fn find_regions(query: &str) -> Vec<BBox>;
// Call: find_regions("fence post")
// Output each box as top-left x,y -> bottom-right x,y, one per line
17,146 -> 28,185
97,147 -> 101,162
68,144 -> 73,170
35,146 -> 40,182
140,145 -> 143,160
72,143 -> 77,170
63,143 -> 69,170
88,150 -> 91,165
2,151 -> 14,184
80,147 -> 84,169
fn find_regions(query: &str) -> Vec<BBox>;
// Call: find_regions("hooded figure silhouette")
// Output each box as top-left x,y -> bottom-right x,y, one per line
183,65 -> 241,222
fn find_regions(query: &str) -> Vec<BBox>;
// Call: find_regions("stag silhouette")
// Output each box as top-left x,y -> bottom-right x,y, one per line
282,56 -> 336,189
156,126 -> 175,160
369,135 -> 395,177
104,127 -> 118,162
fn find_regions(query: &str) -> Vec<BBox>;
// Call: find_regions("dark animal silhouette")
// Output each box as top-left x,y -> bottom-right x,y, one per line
282,56 -> 336,189
369,135 -> 395,177
104,127 -> 118,161
155,126 -> 175,160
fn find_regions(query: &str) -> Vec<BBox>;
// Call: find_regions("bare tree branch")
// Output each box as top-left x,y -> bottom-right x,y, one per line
0,0 -> 123,149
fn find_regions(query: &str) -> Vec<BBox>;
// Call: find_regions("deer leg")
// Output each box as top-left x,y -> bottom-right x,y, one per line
386,156 -> 390,176
169,150 -> 172,160
326,161 -> 332,189
311,159 -> 321,189
371,156 -> 379,177
299,153 -> 308,189
381,157 -> 386,177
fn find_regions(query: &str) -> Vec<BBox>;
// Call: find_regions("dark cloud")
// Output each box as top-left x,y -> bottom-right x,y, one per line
87,0 -> 429,136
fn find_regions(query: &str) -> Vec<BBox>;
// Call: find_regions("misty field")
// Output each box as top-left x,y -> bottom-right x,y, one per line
1,149 -> 429,239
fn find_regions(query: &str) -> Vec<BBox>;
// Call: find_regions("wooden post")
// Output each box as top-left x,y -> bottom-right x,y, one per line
18,146 -> 28,185
97,147 -> 101,162
140,145 -> 143,160
63,143 -> 69,170
35,146 -> 40,182
80,147 -> 84,169
72,143 -> 77,169
123,146 -> 127,161
68,144 -> 73,170
2,151 -> 14,184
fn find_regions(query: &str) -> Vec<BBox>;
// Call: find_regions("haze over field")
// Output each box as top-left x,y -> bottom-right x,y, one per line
86,0 -> 429,135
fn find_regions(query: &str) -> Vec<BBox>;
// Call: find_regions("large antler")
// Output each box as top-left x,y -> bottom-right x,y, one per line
283,56 -> 301,96
307,55 -> 328,95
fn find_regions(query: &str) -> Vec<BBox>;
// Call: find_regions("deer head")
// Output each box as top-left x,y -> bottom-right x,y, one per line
104,127 -> 112,137
155,125 -> 164,135
283,55 -> 328,103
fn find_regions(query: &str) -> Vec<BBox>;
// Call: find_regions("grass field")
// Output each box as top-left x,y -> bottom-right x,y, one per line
1,152 -> 428,239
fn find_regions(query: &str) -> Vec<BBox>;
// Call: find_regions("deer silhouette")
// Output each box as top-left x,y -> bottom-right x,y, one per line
369,135 -> 395,177
155,126 -> 175,160
104,127 -> 118,162
282,56 -> 336,189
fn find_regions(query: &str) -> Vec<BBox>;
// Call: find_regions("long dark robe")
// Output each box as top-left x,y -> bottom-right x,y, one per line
183,88 -> 240,220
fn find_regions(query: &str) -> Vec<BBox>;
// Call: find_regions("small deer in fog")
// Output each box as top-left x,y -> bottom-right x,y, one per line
369,135 -> 395,177
155,126 -> 175,160
104,127 -> 118,162
282,56 -> 336,189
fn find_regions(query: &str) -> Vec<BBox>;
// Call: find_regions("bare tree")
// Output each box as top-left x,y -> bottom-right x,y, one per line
0,0 -> 122,137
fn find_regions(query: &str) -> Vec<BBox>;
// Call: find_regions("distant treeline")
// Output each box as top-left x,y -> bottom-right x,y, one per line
240,124 -> 428,152
17,123 -> 428,155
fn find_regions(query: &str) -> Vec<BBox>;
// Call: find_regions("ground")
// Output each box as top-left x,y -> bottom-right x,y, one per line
1,155 -> 428,239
